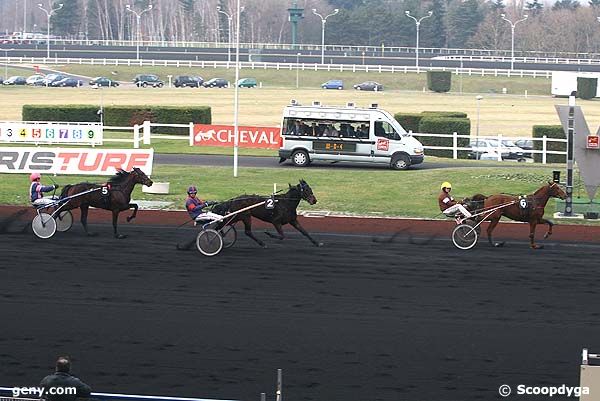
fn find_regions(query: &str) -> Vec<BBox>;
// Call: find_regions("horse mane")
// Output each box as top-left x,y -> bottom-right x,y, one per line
533,182 -> 552,196
108,169 -> 131,185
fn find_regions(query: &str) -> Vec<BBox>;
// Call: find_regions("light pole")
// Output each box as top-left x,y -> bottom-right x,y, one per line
38,2 -> 63,58
500,13 -> 528,71
476,95 -> 483,159
23,0 -> 27,34
217,5 -> 244,64
3,48 -> 14,79
232,0 -> 242,178
312,8 -> 339,64
125,4 -> 153,61
296,52 -> 301,89
405,10 -> 433,70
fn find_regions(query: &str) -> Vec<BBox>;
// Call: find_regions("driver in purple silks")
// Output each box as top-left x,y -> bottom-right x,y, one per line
185,185 -> 221,221
30,172 -> 59,206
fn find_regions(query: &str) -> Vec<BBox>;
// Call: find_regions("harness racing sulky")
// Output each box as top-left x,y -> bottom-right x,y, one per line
451,182 -> 567,250
31,168 -> 153,239
178,179 -> 323,256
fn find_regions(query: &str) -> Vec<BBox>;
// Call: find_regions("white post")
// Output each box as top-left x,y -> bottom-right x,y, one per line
133,124 -> 140,148
188,122 -> 194,146
497,133 -> 503,161
542,135 -> 547,164
142,120 -> 151,144
452,131 -> 458,159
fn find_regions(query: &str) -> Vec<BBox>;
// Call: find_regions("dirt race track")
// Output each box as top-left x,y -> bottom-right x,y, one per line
1,212 -> 599,401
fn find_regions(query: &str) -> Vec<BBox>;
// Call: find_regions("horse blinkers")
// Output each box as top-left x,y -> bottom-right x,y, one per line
299,180 -> 317,205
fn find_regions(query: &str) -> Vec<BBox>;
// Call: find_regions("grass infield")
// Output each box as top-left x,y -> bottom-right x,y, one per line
2,163 -> 595,222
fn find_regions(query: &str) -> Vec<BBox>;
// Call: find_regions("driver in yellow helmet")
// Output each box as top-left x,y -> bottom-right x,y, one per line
438,182 -> 472,221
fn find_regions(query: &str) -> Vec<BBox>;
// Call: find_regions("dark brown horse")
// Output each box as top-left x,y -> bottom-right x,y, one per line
59,168 -> 153,238
212,179 -> 322,247
474,182 -> 566,249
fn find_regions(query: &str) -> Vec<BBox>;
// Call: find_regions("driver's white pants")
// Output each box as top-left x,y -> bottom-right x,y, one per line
195,211 -> 225,224
32,197 -> 56,207
443,204 -> 472,218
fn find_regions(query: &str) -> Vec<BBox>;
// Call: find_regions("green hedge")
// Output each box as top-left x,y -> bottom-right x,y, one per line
427,71 -> 452,93
577,77 -> 597,100
22,105 -> 100,122
421,111 -> 467,118
393,113 -> 423,133
418,117 -> 471,158
23,105 -> 212,135
532,125 -> 565,163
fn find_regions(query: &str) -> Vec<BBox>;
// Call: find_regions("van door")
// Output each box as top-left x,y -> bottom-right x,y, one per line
371,120 -> 399,162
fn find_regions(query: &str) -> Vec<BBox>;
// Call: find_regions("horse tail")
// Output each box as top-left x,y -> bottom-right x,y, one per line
60,184 -> 73,199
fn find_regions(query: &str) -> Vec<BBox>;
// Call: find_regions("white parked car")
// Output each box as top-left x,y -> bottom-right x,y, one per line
26,74 -> 45,86
468,139 -> 525,161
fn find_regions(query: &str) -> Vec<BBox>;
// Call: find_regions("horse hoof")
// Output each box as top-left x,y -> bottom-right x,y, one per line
543,233 -> 551,239
316,242 -> 324,247
493,242 -> 505,248
531,244 -> 544,250
126,217 -> 134,223
115,234 -> 127,239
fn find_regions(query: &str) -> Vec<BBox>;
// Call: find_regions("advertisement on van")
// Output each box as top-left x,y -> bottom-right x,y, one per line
193,124 -> 281,149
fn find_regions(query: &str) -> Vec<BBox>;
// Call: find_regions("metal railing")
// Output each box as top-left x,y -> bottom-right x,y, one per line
4,38 -> 600,60
436,55 -> 600,66
0,56 -> 555,79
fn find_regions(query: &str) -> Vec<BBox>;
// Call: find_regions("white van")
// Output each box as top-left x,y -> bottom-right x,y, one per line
278,102 -> 424,170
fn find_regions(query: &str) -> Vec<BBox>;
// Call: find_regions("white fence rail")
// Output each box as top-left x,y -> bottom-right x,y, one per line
1,56 -> 554,79
436,55 -> 600,66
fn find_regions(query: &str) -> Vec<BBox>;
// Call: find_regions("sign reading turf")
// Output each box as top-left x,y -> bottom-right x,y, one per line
0,122 -> 103,146
0,147 -> 153,175
194,124 -> 280,149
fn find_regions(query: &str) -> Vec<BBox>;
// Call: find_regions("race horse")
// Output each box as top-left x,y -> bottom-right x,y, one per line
59,167 -> 153,238
470,182 -> 566,249
212,179 -> 323,247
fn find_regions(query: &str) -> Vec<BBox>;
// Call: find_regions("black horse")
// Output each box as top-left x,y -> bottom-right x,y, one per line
59,167 -> 153,238
212,179 -> 322,247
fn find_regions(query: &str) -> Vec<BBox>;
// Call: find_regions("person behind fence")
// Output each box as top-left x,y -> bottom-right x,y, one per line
30,172 -> 59,206
438,182 -> 472,221
185,185 -> 222,222
39,356 -> 91,401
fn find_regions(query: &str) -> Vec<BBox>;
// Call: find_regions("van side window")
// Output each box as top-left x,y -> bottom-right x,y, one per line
374,121 -> 396,139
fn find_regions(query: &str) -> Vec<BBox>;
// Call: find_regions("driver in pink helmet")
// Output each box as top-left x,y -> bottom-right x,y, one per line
185,185 -> 222,222
30,172 -> 59,206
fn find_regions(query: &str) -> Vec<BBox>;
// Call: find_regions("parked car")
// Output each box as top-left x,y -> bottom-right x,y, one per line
26,74 -> 46,86
133,74 -> 164,88
353,81 -> 383,91
3,76 -> 27,85
42,73 -> 66,86
468,139 -> 525,161
237,77 -> 257,88
0,77 -> 3,85
89,76 -> 119,87
514,139 -> 534,158
203,78 -> 229,88
53,77 -> 83,87
173,75 -> 203,88
321,79 -> 343,90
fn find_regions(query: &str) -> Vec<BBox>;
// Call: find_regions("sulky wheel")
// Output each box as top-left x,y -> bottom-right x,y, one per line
196,229 -> 224,256
452,224 -> 479,250
32,213 -> 57,239
55,210 -> 73,232
464,219 -> 482,236
220,225 -> 237,249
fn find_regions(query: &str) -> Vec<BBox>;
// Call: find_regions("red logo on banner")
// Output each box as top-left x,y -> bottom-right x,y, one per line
377,138 -> 389,151
587,135 -> 599,149
194,124 -> 281,149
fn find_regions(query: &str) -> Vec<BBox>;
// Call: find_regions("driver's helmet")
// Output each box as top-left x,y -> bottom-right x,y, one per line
30,172 -> 41,182
441,181 -> 452,191
187,186 -> 197,194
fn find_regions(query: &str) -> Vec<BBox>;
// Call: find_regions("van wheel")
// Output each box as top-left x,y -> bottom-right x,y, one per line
291,150 -> 310,167
391,154 -> 410,170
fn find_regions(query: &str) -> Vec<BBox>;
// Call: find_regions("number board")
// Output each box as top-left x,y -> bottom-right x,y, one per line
0,122 -> 103,145
313,141 -> 357,153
